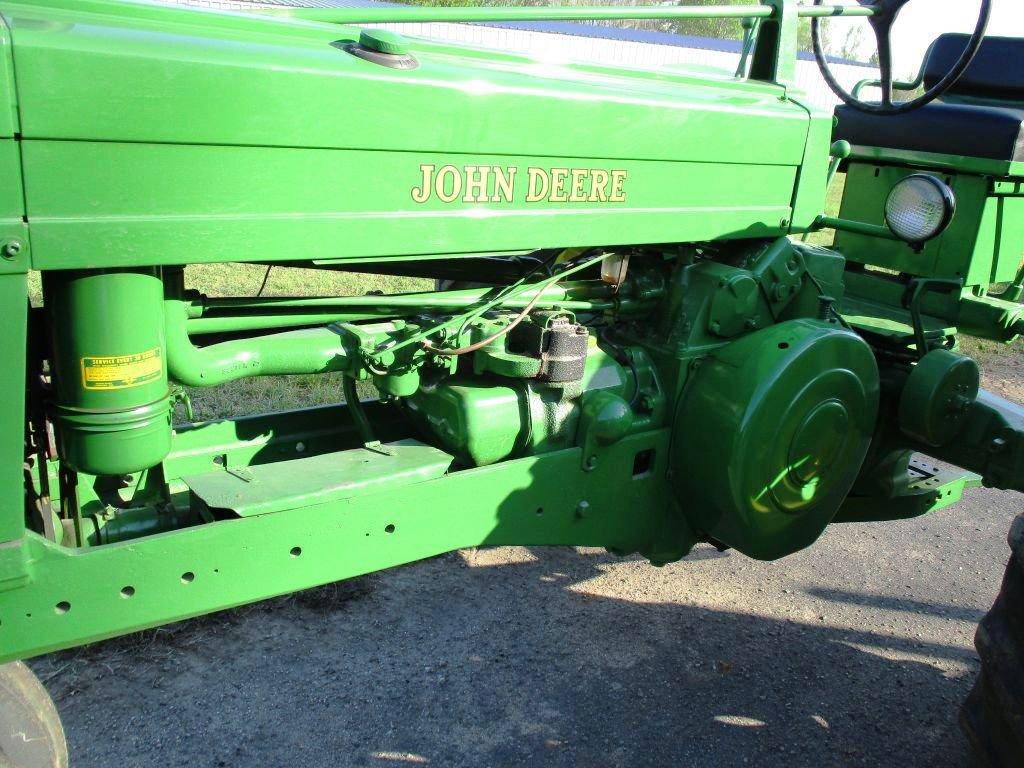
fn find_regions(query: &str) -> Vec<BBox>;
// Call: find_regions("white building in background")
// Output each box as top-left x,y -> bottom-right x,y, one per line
168,0 -> 879,111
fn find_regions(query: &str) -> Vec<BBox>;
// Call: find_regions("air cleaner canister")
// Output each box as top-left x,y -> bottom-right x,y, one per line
45,268 -> 171,476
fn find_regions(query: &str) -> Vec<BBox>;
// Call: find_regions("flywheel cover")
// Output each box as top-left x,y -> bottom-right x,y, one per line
672,319 -> 879,560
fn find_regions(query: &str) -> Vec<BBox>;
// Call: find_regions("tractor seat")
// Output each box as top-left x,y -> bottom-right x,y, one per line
833,34 -> 1024,163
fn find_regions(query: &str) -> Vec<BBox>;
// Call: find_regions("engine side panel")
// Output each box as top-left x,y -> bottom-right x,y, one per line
2,0 -> 815,268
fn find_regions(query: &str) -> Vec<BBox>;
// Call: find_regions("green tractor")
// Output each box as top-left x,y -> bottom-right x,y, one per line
0,0 -> 1022,763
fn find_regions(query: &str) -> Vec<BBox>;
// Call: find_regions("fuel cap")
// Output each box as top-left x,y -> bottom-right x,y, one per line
337,29 -> 418,69
359,29 -> 410,56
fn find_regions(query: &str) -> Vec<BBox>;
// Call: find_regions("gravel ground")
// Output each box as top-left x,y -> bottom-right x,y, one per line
29,484 -> 1017,768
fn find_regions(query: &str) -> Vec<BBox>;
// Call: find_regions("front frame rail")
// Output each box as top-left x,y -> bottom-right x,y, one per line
0,413 -> 677,663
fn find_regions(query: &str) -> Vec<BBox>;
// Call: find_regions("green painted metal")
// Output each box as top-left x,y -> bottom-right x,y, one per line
192,283 -> 615,313
0,425 -> 678,664
827,140 -> 852,186
0,273 -> 26,546
4,0 -> 812,270
22,144 -> 799,270
835,457 -> 981,524
184,439 -> 454,518
925,391 -> 1024,493
836,163 -> 1024,286
406,337 -> 637,466
787,93 -> 835,230
846,144 -> 1024,179
898,349 -> 980,447
185,283 -> 627,334
165,300 -> 356,387
748,0 -> 798,88
76,504 -> 204,548
0,15 -> 26,550
814,214 -> 899,241
672,319 -> 880,560
357,28 -> 410,56
45,269 -> 172,476
0,0 -> 1023,677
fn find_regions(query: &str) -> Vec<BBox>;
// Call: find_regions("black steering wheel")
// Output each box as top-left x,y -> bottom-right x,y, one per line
812,0 -> 992,114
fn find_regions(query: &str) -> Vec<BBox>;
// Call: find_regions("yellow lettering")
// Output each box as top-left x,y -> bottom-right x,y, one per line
492,166 -> 517,203
549,168 -> 569,203
569,169 -> 588,202
526,167 -> 549,203
462,165 -> 490,203
435,165 -> 462,203
609,170 -> 627,202
589,169 -> 609,202
411,164 -> 434,204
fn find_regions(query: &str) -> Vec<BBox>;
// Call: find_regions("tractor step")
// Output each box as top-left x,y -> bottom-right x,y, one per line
183,439 -> 453,517
834,456 -> 982,524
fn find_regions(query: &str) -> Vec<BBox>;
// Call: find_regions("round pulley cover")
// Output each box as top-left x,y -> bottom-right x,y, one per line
672,319 -> 879,561
898,348 -> 979,447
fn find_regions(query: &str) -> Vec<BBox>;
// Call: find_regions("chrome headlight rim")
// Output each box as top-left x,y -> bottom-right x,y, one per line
884,173 -> 957,246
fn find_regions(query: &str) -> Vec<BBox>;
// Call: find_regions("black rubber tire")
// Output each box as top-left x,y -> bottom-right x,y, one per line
961,514 -> 1024,767
0,662 -> 68,768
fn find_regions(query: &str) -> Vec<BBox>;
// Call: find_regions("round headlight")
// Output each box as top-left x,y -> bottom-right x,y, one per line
884,174 -> 956,245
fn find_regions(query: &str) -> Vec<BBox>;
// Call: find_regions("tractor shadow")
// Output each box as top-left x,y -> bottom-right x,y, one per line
33,544 -> 980,768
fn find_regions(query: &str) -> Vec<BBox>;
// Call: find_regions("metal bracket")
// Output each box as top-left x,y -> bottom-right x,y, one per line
364,440 -> 396,457
226,466 -> 255,483
748,0 -> 798,91
902,277 -> 962,359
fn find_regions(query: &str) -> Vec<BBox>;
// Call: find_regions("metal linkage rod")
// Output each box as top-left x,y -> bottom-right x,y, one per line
186,283 -> 620,335
258,5 -> 775,24
253,4 -> 873,25
191,283 -> 611,315
187,301 -> 614,336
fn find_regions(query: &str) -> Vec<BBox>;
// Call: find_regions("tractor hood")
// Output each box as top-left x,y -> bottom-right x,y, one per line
0,0 -> 831,269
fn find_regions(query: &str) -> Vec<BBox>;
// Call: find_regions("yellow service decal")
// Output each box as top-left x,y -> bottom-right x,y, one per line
81,348 -> 163,391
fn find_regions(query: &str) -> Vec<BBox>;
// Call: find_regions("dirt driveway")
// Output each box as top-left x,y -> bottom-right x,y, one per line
30,480 -> 1017,767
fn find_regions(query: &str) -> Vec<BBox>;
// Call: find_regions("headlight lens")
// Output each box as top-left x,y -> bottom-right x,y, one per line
884,174 -> 956,244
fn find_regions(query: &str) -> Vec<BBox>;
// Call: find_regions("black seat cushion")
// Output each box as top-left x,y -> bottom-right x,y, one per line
924,34 -> 1024,103
833,102 -> 1024,162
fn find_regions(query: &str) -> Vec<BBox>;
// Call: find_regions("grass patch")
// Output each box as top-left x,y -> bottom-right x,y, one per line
185,263 -> 428,299
958,334 -> 1018,365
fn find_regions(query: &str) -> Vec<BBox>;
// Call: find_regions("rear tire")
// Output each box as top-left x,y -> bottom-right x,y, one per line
961,514 -> 1024,766
0,662 -> 68,768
